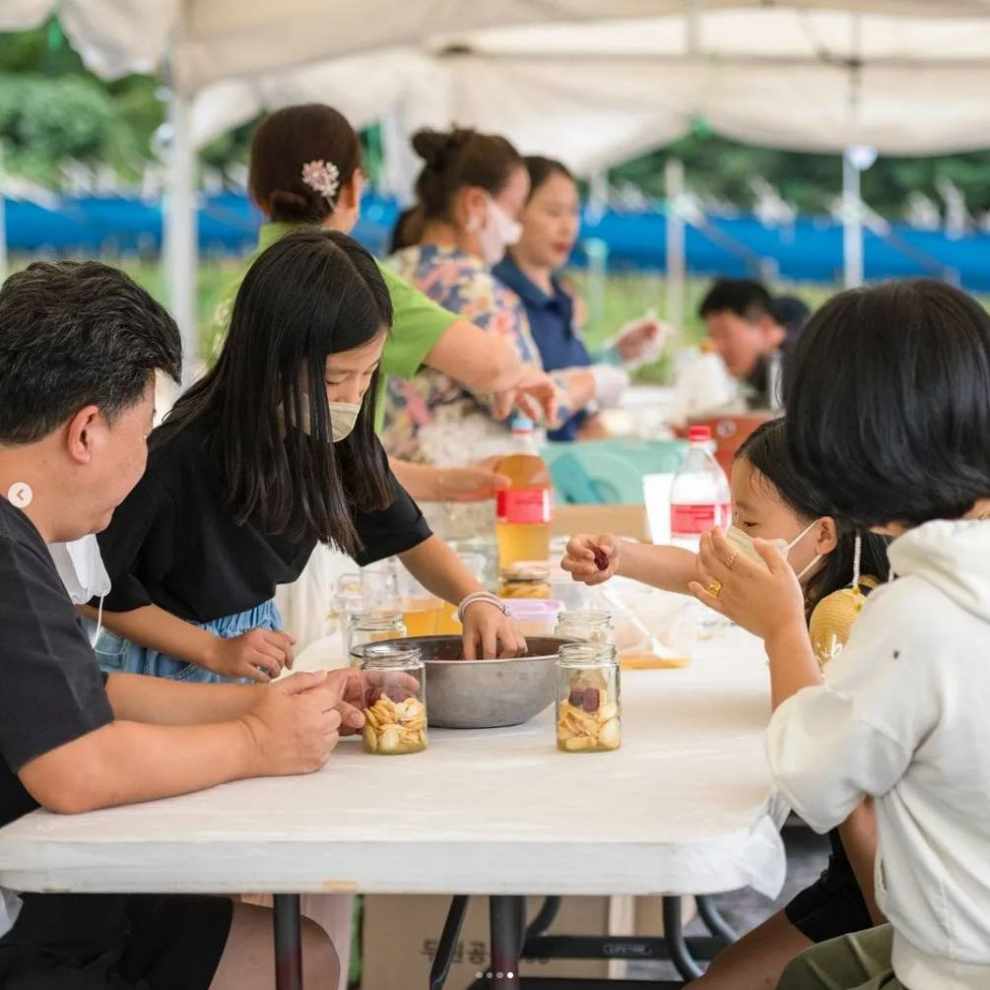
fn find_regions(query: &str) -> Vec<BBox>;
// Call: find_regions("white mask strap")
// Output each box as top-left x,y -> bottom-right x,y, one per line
852,531 -> 862,588
786,519 -> 819,552
796,555 -> 822,581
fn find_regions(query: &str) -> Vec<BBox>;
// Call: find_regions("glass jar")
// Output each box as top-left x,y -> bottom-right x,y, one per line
555,609 -> 614,645
347,610 -> 406,662
555,642 -> 621,753
359,644 -> 428,755
499,560 -> 552,599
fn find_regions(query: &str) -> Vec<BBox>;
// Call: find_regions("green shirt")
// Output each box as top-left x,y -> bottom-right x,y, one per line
208,221 -> 459,428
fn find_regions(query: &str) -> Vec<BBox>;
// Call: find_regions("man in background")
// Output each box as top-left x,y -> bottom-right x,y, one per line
698,278 -> 809,407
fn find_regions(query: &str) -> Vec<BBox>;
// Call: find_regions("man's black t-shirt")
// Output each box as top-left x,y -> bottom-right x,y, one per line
0,499 -> 114,828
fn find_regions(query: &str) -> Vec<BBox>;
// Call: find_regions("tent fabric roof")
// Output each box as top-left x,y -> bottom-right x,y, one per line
5,2 -> 990,166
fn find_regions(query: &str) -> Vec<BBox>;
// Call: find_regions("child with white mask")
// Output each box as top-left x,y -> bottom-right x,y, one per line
562,418 -> 890,990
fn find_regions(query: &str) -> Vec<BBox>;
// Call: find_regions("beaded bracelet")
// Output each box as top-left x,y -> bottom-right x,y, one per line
457,591 -> 509,624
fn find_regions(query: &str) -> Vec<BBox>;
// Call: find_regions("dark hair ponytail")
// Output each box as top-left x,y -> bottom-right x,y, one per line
412,126 -> 523,221
164,229 -> 393,553
249,104 -> 362,224
737,418 -> 889,613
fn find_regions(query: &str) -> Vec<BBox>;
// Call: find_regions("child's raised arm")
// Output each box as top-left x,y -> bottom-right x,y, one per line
561,534 -> 698,595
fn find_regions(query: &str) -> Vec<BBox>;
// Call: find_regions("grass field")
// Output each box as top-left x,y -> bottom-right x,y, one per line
4,253 -> 915,384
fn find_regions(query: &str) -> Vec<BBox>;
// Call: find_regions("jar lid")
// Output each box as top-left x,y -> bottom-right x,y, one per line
501,560 -> 551,582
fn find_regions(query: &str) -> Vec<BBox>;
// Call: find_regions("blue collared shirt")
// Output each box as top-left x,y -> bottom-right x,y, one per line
493,255 -> 591,442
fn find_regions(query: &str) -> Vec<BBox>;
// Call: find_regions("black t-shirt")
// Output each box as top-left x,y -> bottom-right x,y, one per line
97,420 -> 433,623
0,499 -> 114,829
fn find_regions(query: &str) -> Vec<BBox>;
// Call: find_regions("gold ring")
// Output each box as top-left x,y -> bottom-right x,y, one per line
706,580 -> 722,598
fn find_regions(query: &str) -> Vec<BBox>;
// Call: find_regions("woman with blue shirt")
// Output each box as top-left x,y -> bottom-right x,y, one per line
494,157 -> 663,441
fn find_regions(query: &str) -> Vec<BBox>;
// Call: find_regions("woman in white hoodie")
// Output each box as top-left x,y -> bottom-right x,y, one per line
691,278 -> 990,990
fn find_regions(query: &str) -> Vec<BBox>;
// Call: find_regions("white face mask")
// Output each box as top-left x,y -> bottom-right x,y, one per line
725,519 -> 821,581
48,535 -> 111,647
283,397 -> 362,443
49,535 -> 111,605
476,196 -> 523,265
327,401 -> 361,443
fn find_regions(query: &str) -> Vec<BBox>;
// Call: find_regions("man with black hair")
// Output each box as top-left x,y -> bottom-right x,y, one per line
698,278 -> 809,407
0,261 -> 348,989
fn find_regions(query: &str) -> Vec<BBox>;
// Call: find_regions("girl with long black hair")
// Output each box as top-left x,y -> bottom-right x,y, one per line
93,229 -> 523,684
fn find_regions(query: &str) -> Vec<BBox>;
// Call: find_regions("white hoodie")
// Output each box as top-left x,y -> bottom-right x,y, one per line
768,520 -> 990,990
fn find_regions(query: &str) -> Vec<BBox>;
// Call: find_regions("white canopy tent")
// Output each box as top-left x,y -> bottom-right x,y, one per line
5,1 -> 990,370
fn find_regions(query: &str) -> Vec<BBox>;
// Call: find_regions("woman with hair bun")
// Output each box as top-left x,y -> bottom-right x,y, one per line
384,128 -> 592,471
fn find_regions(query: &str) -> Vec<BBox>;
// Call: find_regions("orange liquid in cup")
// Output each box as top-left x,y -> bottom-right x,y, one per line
401,597 -> 444,637
435,602 -> 462,635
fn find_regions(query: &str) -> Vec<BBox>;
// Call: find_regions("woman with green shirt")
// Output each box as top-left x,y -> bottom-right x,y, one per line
209,103 -> 557,502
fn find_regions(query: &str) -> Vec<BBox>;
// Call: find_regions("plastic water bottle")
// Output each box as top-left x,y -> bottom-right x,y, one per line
494,416 -> 552,572
670,425 -> 731,552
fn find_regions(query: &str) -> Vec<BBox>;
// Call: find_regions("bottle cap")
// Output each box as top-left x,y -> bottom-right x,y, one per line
688,425 -> 712,443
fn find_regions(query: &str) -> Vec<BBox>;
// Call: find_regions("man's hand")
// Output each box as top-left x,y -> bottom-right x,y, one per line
239,671 -> 342,775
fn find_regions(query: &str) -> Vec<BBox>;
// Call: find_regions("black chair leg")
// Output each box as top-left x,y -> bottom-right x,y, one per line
696,894 -> 737,946
429,895 -> 470,990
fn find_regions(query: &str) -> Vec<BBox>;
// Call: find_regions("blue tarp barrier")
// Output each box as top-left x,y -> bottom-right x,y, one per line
6,190 -> 990,291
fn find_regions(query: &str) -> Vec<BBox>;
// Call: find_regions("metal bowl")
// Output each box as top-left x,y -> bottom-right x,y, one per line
367,635 -> 570,729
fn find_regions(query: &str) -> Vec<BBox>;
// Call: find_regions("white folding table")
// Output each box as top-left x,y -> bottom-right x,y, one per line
0,626 -> 786,989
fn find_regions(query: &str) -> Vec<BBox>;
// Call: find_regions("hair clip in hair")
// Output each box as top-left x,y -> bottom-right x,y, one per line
301,160 -> 341,204
6,482 -> 33,509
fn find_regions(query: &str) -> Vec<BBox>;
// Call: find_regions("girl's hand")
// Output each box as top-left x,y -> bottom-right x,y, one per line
688,528 -> 806,642
205,628 -> 296,682
462,603 -> 527,660
561,534 -> 619,586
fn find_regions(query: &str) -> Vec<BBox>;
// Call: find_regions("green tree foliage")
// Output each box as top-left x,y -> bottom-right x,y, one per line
0,20 -> 165,187
3,21 -> 989,217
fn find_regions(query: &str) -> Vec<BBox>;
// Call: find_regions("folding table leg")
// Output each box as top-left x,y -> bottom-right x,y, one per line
273,893 -> 304,990
488,895 -> 525,988
662,896 -> 703,981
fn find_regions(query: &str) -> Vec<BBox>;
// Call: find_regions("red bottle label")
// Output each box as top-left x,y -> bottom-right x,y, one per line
497,489 -> 551,525
670,502 -> 731,535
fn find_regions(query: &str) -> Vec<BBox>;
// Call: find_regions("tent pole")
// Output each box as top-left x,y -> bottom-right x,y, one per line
665,158 -> 686,328
0,143 -> 7,285
842,148 -> 863,288
164,87 -> 199,384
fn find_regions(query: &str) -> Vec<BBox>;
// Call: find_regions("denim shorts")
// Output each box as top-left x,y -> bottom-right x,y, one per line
95,599 -> 282,684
